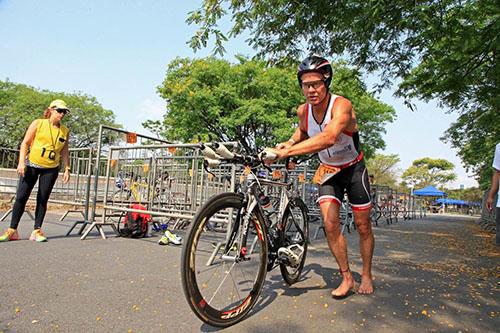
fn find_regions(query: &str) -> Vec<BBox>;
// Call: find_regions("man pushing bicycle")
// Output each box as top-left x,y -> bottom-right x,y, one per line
268,55 -> 374,296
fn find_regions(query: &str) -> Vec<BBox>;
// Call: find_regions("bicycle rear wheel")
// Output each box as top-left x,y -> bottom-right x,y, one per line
181,192 -> 268,327
279,197 -> 309,285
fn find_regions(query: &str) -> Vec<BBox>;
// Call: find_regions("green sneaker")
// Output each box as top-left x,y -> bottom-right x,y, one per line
163,230 -> 182,245
0,228 -> 20,242
158,235 -> 169,245
29,229 -> 47,242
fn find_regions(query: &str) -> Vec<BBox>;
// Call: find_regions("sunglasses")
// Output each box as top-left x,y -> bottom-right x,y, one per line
55,109 -> 68,115
301,80 -> 326,90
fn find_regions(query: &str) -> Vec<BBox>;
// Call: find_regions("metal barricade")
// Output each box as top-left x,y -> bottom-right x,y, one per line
79,125 -> 173,239
0,147 -> 93,224
101,144 -> 215,229
79,125 -> 241,239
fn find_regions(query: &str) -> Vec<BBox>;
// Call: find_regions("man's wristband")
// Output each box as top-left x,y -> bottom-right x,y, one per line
288,139 -> 296,145
64,166 -> 71,172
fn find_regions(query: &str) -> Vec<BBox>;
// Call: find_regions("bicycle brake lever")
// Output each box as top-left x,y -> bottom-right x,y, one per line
203,159 -> 218,179
204,158 -> 221,168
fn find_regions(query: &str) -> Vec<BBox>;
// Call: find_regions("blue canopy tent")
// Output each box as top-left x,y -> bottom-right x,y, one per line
413,185 -> 447,213
413,185 -> 446,197
435,198 -> 481,207
435,198 -> 466,205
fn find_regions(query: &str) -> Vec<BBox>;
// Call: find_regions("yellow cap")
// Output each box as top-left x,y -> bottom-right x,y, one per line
49,99 -> 69,111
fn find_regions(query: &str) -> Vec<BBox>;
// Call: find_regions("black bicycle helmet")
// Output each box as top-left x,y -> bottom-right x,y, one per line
297,55 -> 333,89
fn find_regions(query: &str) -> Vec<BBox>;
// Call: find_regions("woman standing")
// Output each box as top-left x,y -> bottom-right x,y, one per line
0,99 -> 71,242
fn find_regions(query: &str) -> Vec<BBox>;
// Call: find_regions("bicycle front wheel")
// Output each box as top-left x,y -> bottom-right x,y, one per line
279,197 -> 309,285
181,192 -> 268,328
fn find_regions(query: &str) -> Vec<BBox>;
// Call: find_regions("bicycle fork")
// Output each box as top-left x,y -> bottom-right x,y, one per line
209,198 -> 258,265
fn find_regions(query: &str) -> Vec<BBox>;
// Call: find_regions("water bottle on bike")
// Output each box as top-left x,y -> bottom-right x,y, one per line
256,190 -> 275,216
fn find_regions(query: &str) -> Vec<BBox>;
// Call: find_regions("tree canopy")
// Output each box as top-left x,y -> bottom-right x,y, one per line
187,0 -> 499,185
401,157 -> 457,189
153,57 -> 395,154
0,80 -> 120,148
442,108 -> 499,189
365,153 -> 400,188
447,187 -> 483,203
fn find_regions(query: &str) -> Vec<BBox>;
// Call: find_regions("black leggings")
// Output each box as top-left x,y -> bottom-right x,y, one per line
10,165 -> 59,230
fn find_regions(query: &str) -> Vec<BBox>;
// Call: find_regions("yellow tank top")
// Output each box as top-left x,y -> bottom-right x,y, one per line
28,119 -> 69,168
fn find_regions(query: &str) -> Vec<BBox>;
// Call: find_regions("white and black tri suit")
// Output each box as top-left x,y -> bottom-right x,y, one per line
305,94 -> 372,211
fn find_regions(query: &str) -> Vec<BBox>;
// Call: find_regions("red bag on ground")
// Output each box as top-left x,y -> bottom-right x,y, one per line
118,204 -> 151,238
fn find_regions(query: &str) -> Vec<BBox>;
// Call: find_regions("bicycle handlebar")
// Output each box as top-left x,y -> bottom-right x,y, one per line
200,142 -> 305,171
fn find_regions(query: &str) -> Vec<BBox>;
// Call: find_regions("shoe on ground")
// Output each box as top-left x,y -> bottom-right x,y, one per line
163,230 -> 182,245
158,235 -> 169,245
29,229 -> 47,242
0,228 -> 20,242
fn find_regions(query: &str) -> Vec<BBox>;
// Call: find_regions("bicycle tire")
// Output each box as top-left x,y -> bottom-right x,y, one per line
181,192 -> 268,328
279,197 -> 309,285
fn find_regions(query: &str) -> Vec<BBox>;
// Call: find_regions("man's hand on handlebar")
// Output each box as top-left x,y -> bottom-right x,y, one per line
259,147 -> 287,164
275,141 -> 293,150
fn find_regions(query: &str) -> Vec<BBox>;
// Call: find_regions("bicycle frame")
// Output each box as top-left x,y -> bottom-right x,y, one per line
206,165 -> 296,266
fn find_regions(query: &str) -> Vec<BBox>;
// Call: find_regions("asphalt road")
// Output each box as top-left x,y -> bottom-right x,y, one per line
0,211 -> 498,332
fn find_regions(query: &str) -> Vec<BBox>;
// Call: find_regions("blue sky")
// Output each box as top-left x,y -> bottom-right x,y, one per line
0,0 -> 478,188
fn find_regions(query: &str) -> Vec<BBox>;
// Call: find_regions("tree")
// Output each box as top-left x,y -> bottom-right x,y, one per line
154,57 -> 396,154
365,153 -> 400,188
401,157 -> 457,189
0,80 -> 120,148
447,187 -> 483,203
442,109 -> 500,190
155,56 -> 301,153
187,0 -> 499,185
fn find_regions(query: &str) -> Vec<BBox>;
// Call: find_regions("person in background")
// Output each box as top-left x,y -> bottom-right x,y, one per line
486,142 -> 500,246
0,99 -> 71,242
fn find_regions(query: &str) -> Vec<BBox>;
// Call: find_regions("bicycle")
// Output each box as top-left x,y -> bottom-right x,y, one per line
370,204 -> 381,227
394,199 -> 408,220
112,171 -> 147,203
369,191 -> 381,227
181,143 -> 309,327
378,196 -> 398,224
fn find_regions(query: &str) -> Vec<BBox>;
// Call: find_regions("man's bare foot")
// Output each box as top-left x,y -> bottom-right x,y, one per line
331,273 -> 355,298
358,275 -> 374,294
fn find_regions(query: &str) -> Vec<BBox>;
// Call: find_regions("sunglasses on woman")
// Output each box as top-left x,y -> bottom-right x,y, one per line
55,109 -> 68,115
